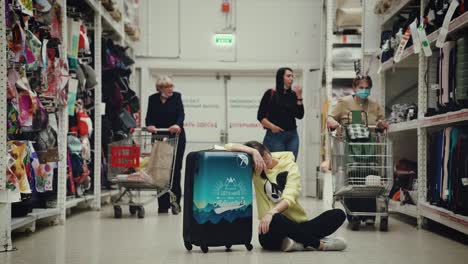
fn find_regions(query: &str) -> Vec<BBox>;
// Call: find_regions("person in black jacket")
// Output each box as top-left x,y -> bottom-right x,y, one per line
257,67 -> 304,160
145,75 -> 186,214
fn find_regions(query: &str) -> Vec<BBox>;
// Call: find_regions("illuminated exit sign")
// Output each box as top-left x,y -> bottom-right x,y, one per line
214,34 -> 234,46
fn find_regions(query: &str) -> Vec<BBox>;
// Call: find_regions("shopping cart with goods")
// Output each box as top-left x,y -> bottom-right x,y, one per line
108,128 -> 179,218
329,111 -> 393,231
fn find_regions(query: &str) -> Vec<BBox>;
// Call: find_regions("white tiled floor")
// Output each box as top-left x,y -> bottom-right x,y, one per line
2,176 -> 468,264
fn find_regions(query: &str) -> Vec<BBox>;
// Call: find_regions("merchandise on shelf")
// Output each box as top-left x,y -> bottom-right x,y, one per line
333,47 -> 362,71
388,103 -> 418,124
426,33 -> 468,117
374,0 -> 404,15
336,0 -> 362,29
100,38 -> 139,188
4,0 -> 66,208
423,0 -> 467,35
390,159 -> 418,205
66,5 -> 97,198
426,49 -> 441,116
427,126 -> 468,217
379,7 -> 420,63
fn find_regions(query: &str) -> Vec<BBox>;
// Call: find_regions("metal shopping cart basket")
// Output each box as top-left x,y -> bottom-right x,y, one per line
329,111 -> 393,231
108,128 -> 179,218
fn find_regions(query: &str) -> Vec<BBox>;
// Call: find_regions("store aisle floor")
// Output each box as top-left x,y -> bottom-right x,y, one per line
3,198 -> 468,264
2,174 -> 468,264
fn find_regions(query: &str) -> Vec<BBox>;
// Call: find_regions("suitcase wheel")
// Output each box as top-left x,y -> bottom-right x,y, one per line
201,245 -> 209,253
380,217 -> 388,232
129,205 -> 137,215
225,245 -> 232,252
137,207 -> 145,219
245,243 -> 253,251
350,216 -> 360,231
184,241 -> 192,251
113,206 -> 122,218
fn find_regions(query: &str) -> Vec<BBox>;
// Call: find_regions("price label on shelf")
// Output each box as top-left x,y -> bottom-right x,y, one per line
436,0 -> 459,48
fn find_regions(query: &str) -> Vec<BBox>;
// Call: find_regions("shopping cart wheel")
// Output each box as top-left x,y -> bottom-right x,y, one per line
113,206 -> 122,219
137,207 -> 145,218
225,244 -> 232,252
245,243 -> 253,251
201,245 -> 209,253
350,217 -> 360,231
184,241 -> 192,251
380,217 -> 388,232
129,205 -> 137,215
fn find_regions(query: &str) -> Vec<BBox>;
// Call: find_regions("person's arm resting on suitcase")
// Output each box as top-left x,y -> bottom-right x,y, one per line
224,143 -> 266,175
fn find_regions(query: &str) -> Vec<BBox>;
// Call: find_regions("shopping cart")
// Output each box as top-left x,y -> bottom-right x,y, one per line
108,128 -> 179,218
329,112 -> 393,231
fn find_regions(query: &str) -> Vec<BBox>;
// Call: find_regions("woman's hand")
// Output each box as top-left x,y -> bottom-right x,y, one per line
376,120 -> 389,130
252,149 -> 266,175
147,125 -> 157,133
271,125 -> 284,133
293,84 -> 303,99
259,211 -> 275,234
168,124 -> 181,134
327,118 -> 340,130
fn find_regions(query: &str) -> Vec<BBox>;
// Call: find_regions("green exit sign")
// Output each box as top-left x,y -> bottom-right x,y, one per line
214,34 -> 234,46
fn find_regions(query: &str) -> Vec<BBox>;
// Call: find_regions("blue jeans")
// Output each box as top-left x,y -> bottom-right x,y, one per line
263,129 -> 299,160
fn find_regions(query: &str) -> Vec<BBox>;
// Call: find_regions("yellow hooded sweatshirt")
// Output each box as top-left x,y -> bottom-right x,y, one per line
225,144 -> 308,223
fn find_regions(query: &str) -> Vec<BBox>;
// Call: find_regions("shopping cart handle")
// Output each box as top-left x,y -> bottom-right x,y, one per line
142,127 -> 171,133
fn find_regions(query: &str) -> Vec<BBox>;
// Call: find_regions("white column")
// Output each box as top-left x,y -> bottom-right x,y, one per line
417,0 -> 428,228
0,0 -> 14,252
92,6 -> 103,210
57,0 -> 69,224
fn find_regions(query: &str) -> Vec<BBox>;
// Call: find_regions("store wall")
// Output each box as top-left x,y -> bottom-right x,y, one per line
135,0 -> 324,197
136,0 -> 322,64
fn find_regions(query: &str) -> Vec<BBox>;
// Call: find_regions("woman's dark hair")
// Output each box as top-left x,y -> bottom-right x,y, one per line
244,141 -> 270,179
275,67 -> 293,95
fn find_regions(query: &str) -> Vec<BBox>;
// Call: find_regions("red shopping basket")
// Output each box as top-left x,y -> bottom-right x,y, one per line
110,145 -> 140,168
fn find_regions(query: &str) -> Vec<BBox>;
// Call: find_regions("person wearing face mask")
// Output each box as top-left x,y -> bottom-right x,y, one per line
145,75 -> 186,215
327,75 -> 387,131
223,141 -> 347,252
257,67 -> 304,160
327,75 -> 388,227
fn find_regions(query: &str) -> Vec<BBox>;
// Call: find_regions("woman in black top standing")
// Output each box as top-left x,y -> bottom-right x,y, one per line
145,75 -> 186,214
257,67 -> 304,160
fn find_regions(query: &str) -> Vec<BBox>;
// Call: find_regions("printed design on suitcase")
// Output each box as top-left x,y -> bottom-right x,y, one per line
192,153 -> 253,225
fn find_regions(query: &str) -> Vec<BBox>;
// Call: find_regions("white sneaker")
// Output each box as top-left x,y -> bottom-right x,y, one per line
364,218 -> 375,225
280,237 -> 305,252
321,237 -> 347,251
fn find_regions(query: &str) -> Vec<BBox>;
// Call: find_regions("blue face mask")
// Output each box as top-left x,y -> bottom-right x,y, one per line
355,89 -> 370,99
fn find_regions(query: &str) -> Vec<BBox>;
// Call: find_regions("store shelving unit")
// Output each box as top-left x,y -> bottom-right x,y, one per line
0,0 -> 138,251
333,70 -> 357,79
380,10 -> 468,73
419,202 -> 468,234
388,119 -> 419,133
389,200 -> 418,218
380,0 -> 415,26
369,0 -> 468,235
